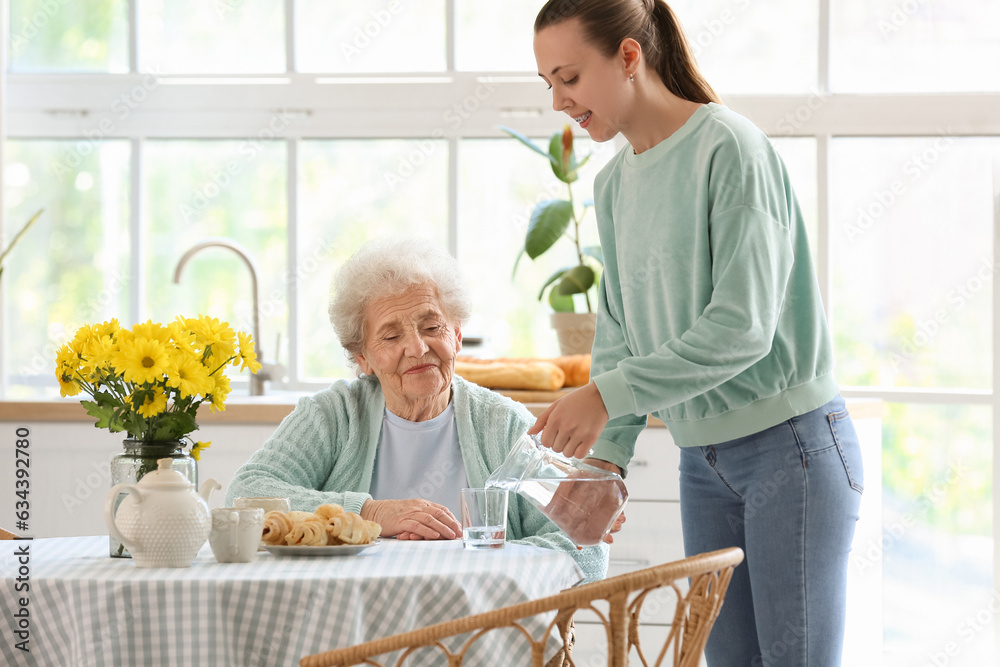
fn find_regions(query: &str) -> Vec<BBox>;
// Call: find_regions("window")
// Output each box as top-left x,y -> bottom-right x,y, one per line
3,3 -> 999,663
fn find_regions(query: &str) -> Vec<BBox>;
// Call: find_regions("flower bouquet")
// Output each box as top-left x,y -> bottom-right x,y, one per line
56,315 -> 262,450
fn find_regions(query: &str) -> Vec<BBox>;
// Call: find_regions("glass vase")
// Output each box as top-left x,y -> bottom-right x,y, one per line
108,439 -> 198,558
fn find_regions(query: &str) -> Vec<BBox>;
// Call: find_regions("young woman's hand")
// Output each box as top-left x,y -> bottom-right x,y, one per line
528,382 -> 609,459
360,498 -> 461,540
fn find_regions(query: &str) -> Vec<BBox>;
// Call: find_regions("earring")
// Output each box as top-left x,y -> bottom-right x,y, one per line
629,73 -> 634,82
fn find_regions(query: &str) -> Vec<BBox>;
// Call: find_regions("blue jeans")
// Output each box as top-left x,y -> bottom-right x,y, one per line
678,395 -> 863,667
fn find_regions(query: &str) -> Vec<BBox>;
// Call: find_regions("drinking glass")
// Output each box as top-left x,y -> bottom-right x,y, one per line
460,487 -> 508,549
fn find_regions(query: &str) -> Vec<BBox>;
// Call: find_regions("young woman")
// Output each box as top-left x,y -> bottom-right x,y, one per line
526,1 -> 863,664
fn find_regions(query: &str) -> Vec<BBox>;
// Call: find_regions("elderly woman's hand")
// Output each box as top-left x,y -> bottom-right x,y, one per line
361,498 -> 462,540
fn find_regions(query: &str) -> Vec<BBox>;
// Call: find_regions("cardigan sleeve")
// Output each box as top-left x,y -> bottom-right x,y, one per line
225,383 -> 375,515
508,497 -> 610,584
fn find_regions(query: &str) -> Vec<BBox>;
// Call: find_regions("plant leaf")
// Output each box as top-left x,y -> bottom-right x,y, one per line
151,411 -> 198,441
497,125 -> 558,164
81,400 -> 116,431
526,200 -> 573,259
538,267 -> 571,301
549,289 -> 575,312
565,152 -> 593,182
548,133 -> 578,183
512,247 -> 525,279
0,208 -> 44,267
556,265 -> 595,295
582,245 -> 604,265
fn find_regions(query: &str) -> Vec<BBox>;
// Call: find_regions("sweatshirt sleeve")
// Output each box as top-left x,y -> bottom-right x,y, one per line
588,273 -> 647,476
225,391 -> 373,515
593,205 -> 794,420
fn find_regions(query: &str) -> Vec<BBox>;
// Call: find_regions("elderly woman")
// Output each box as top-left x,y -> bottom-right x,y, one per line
227,238 -> 608,582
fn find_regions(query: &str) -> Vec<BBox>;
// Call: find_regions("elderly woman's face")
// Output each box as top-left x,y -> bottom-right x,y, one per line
355,283 -> 462,414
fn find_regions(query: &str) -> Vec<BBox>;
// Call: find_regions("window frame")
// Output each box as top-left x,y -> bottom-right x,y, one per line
2,1 -> 1000,658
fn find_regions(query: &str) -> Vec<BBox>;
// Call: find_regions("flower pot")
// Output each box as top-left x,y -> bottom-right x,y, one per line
550,312 -> 597,356
108,440 -> 197,558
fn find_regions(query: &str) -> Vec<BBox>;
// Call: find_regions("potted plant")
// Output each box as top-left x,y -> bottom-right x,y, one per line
500,125 -> 603,355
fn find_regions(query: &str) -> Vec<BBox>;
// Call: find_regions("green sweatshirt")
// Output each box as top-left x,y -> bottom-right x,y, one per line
589,103 -> 838,472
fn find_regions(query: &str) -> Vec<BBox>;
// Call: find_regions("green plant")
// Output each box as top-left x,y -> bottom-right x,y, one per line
500,125 -> 603,313
0,209 -> 44,281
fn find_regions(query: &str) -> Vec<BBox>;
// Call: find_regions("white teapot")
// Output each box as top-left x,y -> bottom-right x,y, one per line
104,458 -> 222,568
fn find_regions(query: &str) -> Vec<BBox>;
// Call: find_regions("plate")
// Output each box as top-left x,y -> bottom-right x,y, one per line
263,540 -> 381,557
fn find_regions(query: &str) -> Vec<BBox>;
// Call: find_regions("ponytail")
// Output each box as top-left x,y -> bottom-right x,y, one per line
647,1 -> 720,104
535,0 -> 720,105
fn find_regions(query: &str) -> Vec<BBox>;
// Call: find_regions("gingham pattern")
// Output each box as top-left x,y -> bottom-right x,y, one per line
0,536 -> 583,667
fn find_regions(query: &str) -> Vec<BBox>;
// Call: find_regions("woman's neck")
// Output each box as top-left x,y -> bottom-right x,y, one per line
624,82 -> 703,155
385,390 -> 451,422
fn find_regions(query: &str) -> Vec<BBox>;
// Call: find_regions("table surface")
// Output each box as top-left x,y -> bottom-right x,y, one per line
1,535 -> 584,667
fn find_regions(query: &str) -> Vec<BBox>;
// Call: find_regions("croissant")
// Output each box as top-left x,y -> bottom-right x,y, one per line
285,518 -> 329,546
261,510 -> 295,545
364,520 -> 382,542
329,513 -> 370,545
315,504 -> 346,521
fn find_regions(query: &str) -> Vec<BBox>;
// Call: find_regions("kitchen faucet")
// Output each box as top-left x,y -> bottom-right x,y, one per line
172,238 -> 270,396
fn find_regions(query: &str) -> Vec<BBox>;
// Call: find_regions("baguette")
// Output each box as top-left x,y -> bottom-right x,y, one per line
456,355 -> 591,388
454,360 -> 565,391
547,354 -> 591,387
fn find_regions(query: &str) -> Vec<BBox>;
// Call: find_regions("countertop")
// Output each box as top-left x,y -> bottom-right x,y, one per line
0,391 -> 882,425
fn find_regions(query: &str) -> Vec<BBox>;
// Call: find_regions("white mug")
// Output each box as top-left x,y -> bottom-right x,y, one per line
233,496 -> 291,514
210,507 -> 265,563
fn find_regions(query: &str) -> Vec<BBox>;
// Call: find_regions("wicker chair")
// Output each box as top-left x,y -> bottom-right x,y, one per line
0,527 -> 17,540
300,546 -> 743,667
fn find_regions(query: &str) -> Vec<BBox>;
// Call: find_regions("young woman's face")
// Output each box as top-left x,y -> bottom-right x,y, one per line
533,18 -> 630,143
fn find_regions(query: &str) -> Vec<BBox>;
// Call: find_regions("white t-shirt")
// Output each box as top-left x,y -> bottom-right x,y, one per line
369,401 -> 468,518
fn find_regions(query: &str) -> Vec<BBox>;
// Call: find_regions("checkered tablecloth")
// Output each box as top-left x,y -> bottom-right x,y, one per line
0,536 -> 584,666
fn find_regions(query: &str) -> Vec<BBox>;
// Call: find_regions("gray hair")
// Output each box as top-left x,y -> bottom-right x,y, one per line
328,238 -> 472,364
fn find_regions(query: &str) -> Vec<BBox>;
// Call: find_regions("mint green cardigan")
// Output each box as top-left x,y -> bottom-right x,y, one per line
227,374 -> 608,583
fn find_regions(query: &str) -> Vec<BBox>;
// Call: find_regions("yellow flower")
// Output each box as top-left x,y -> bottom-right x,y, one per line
167,355 -> 212,399
190,441 -> 211,462
132,319 -> 172,345
235,331 -> 263,373
57,316 -> 255,454
134,389 -> 168,418
207,373 -> 231,412
81,328 -> 120,375
116,337 -> 172,385
70,324 -> 97,355
55,344 -> 82,397
187,315 -> 237,364
95,318 -> 121,339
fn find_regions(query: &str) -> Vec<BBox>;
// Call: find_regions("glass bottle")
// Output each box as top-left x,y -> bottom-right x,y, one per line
108,439 -> 197,558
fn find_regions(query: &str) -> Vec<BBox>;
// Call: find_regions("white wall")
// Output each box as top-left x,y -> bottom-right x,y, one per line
1,421 -> 275,538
